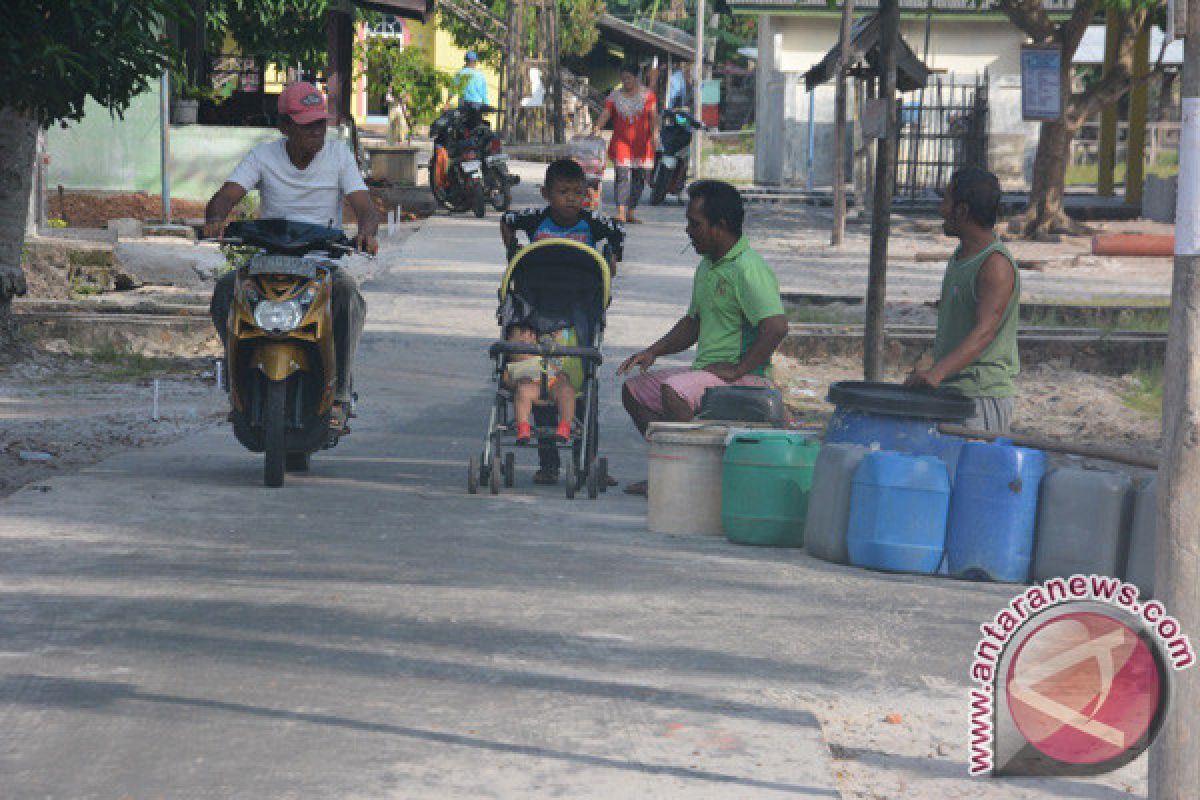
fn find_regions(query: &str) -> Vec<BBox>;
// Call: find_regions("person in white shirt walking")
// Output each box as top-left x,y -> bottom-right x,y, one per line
204,82 -> 379,430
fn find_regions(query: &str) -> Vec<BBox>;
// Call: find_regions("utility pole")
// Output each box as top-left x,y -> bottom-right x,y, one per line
159,70 -> 171,224
692,0 -> 705,177
1097,11 -> 1121,197
863,2 -> 899,380
1150,0 -> 1200,796
831,0 -> 856,245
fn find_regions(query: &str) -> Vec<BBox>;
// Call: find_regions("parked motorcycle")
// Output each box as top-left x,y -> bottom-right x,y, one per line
429,104 -> 518,218
650,108 -> 706,206
470,115 -> 518,212
217,219 -> 355,488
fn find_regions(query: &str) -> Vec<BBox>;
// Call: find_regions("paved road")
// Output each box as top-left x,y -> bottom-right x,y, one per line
0,177 -> 1146,798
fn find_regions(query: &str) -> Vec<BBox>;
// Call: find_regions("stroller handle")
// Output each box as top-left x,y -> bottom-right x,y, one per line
489,341 -> 604,364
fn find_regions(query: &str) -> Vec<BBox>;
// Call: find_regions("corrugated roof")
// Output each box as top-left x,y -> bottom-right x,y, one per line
352,0 -> 433,21
598,14 -> 697,61
804,14 -> 929,92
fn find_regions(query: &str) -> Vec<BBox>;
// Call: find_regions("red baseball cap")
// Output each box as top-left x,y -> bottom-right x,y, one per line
278,82 -> 330,124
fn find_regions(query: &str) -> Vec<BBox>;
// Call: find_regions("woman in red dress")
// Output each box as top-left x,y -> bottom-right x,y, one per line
591,62 -> 660,224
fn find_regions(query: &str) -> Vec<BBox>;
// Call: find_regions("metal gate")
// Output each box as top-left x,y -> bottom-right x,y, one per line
894,74 -> 989,199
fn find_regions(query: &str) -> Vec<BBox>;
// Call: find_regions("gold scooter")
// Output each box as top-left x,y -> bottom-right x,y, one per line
219,219 -> 352,487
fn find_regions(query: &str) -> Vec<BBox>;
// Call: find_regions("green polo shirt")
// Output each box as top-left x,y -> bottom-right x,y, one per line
686,236 -> 785,376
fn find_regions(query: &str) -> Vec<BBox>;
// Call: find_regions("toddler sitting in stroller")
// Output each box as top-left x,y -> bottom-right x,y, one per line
503,324 -> 580,445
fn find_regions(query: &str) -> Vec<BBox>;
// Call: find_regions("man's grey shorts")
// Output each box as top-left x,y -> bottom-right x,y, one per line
962,396 -> 1014,434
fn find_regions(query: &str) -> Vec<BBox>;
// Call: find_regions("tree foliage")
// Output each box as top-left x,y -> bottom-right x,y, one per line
557,0 -> 606,58
205,0 -> 332,70
437,0 -> 605,65
994,0 -> 1167,236
2,0 -> 191,126
356,38 -> 459,132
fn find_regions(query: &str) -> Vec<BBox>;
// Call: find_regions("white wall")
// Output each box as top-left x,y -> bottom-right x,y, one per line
756,14 -> 1040,188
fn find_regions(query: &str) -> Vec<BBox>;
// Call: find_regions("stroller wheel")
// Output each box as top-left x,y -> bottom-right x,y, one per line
468,455 -> 480,494
489,456 -> 501,494
504,452 -> 515,487
563,460 -> 576,500
586,464 -> 599,499
597,457 -> 610,492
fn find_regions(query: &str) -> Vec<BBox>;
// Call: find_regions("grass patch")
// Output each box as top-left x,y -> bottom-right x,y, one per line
69,276 -> 102,298
787,305 -> 855,324
705,135 -> 755,157
1066,153 -> 1179,187
1122,366 -> 1164,417
1025,295 -> 1170,308
1021,306 -> 1170,332
81,346 -> 196,381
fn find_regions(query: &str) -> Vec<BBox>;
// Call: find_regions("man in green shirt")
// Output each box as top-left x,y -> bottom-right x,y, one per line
905,166 -> 1020,432
618,181 -> 789,494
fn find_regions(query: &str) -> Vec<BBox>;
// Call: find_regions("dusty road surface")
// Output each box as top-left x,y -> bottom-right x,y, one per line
1,177 -> 1146,798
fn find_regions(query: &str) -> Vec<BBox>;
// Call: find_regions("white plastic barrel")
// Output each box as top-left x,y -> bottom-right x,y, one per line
646,422 -> 730,535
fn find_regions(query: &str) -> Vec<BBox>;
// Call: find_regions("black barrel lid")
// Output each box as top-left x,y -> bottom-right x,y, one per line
826,381 -> 976,421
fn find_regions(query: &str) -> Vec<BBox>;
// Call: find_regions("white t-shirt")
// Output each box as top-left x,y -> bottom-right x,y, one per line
226,138 -> 368,227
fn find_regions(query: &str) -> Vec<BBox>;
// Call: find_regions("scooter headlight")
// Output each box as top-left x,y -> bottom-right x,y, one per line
253,300 -> 305,333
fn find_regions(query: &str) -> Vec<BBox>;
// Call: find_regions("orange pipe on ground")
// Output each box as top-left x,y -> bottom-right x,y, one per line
1091,233 -> 1175,257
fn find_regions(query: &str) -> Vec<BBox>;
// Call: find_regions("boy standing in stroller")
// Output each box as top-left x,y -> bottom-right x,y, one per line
491,159 -> 625,488
500,159 -> 624,273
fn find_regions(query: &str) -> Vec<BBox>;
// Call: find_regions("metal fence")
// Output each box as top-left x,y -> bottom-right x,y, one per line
894,74 -> 989,199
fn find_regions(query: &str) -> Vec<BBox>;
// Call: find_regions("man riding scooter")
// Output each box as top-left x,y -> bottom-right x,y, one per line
204,82 -> 379,433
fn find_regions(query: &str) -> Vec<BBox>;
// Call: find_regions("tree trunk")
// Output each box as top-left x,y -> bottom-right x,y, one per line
0,107 -> 36,359
1009,115 -> 1086,237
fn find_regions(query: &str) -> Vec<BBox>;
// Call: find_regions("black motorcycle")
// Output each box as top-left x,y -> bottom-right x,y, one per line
429,104 -> 518,218
469,115 -> 518,212
650,108 -> 706,206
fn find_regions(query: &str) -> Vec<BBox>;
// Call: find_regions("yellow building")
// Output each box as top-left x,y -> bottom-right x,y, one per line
352,14 -> 501,127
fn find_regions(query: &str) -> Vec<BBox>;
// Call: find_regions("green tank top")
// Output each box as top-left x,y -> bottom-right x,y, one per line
932,239 -> 1020,398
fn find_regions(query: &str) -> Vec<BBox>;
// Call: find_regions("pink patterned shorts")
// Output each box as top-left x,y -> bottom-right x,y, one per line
623,366 -> 772,415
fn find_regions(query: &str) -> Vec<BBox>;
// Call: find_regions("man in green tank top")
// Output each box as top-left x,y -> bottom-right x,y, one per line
905,167 -> 1020,433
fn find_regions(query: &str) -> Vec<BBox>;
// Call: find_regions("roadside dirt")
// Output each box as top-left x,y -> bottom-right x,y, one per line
774,354 -> 1161,457
47,192 -> 209,228
21,252 -> 72,300
44,188 -> 425,229
0,351 -> 222,498
811,686 -> 1145,799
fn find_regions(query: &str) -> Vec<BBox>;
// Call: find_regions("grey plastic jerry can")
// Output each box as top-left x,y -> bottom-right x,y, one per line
804,443 -> 870,564
1033,466 -> 1135,582
1124,476 -> 1158,598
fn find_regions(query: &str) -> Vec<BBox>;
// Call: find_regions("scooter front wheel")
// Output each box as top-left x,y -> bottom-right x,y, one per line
286,452 -> 311,472
263,379 -> 287,488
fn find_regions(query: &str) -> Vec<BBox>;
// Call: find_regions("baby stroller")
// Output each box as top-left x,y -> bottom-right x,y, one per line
470,239 -> 612,499
568,135 -> 607,213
